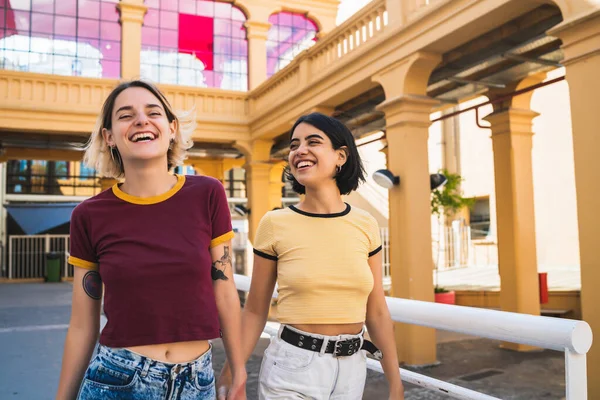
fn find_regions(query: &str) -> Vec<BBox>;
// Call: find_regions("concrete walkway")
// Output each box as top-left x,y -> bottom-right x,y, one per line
436,264 -> 581,291
0,282 -> 567,399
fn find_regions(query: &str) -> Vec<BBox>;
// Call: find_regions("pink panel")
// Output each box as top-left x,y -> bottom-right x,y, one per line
145,9 -> 160,27
160,10 -> 178,29
142,26 -> 159,46
57,0 -> 77,16
101,60 -> 120,78
101,21 -> 120,41
160,29 -> 177,49
145,0 -> 159,9
13,10 -> 31,32
162,0 -> 178,11
213,18 -> 230,37
214,2 -> 230,18
100,2 -> 118,21
78,1 -> 100,19
196,0 -> 214,17
32,0 -> 55,14
78,18 -> 100,39
31,12 -> 53,34
231,7 -> 245,21
101,40 -> 120,60
179,0 -> 195,14
231,20 -> 245,39
54,15 -> 77,37
278,12 -> 292,26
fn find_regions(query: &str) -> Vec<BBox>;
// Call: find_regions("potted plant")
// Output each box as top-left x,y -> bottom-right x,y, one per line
431,169 -> 474,304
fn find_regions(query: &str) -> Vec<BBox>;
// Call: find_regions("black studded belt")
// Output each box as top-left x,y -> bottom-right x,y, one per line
280,326 -> 383,360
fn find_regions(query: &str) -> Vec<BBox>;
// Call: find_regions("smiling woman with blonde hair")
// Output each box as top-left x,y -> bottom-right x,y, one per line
56,80 -> 246,400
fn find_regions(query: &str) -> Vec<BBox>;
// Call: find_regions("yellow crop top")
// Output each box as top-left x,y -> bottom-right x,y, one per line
253,203 -> 381,324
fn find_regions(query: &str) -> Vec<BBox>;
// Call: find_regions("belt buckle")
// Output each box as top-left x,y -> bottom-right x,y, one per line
333,340 -> 343,357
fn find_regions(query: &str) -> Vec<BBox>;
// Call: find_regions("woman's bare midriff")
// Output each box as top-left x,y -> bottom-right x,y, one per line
290,322 -> 364,336
127,340 -> 210,363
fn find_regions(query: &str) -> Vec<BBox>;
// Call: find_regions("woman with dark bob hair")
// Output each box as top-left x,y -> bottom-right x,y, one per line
56,80 -> 246,399
219,112 -> 404,399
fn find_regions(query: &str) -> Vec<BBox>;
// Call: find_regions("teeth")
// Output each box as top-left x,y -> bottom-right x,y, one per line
297,161 -> 314,168
131,133 -> 154,142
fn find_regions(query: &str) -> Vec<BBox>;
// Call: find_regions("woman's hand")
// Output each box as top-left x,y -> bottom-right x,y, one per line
388,384 -> 405,400
217,367 -> 247,400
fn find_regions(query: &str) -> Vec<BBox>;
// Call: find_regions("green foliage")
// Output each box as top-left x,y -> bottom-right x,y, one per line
430,169 -> 475,217
434,286 -> 450,294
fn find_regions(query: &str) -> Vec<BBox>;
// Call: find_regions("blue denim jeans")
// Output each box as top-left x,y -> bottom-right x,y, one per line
77,344 -> 216,400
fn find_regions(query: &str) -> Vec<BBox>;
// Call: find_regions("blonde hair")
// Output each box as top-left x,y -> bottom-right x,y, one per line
84,80 -> 195,179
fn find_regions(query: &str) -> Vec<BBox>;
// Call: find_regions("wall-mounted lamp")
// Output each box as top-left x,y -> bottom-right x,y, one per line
372,169 -> 448,192
372,169 -> 400,189
429,173 -> 448,191
233,205 -> 250,216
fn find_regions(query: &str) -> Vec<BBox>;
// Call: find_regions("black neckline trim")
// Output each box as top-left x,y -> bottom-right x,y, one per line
289,203 -> 351,218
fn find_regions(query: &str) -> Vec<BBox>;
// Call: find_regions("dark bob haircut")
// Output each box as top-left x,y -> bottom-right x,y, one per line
286,112 -> 366,195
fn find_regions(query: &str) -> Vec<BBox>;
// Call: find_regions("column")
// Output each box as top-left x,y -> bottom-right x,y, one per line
269,162 -> 286,210
245,20 -> 271,90
117,0 -> 147,79
484,108 -> 541,351
373,52 -> 441,366
377,95 -> 438,365
236,140 -> 273,242
549,11 -> 600,397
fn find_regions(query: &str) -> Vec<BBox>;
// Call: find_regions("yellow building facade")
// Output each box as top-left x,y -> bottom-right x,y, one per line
1,0 -> 599,395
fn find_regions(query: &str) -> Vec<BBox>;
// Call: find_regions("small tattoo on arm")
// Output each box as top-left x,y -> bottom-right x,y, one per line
83,271 -> 102,300
211,245 -> 232,281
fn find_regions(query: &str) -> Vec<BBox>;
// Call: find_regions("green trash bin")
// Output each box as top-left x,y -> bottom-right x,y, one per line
46,252 -> 62,283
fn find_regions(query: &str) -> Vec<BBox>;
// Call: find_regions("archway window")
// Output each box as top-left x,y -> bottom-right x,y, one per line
141,0 -> 248,90
0,0 -> 121,78
267,11 -> 317,77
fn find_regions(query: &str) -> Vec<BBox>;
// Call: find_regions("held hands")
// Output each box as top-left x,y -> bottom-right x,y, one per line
217,366 -> 247,400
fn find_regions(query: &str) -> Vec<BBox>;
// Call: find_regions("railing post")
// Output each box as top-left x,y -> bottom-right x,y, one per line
8,236 -> 12,279
565,350 -> 587,400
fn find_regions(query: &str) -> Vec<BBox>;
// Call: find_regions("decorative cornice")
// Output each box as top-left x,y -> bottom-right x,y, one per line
117,2 -> 148,24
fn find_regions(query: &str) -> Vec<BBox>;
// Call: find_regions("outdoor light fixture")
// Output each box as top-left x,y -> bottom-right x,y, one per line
372,169 -> 400,189
372,169 -> 448,192
430,173 -> 448,191
233,205 -> 250,216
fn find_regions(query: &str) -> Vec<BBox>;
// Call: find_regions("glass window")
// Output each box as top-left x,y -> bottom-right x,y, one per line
0,0 -> 121,78
267,12 -> 317,77
141,0 -> 248,90
469,197 -> 491,240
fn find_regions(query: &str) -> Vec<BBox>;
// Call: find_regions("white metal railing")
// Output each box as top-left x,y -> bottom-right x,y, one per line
234,274 -> 593,400
380,227 -> 391,291
7,234 -> 71,279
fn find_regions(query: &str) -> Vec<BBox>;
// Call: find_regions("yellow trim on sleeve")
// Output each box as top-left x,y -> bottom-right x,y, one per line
68,256 -> 98,271
210,231 -> 235,248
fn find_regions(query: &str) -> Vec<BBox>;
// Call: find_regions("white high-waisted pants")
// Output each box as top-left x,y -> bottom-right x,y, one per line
258,325 -> 367,400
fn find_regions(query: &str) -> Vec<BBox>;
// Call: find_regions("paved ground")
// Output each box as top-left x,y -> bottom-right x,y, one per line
436,265 -> 580,291
0,282 -> 567,399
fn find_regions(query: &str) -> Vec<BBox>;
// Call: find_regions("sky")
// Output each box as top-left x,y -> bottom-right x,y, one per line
337,0 -> 374,25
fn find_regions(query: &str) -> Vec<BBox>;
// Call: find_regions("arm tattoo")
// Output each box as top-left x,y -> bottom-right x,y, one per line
83,271 -> 102,300
211,245 -> 231,281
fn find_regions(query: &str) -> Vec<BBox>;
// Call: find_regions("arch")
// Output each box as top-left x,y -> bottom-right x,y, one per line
140,0 -> 248,90
266,11 -> 319,77
0,0 -> 121,78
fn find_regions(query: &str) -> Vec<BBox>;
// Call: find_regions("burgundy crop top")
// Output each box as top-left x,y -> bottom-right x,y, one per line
68,174 -> 234,347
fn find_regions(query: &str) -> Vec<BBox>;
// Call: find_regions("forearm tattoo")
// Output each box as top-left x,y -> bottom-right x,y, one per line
211,245 -> 231,281
83,271 -> 102,300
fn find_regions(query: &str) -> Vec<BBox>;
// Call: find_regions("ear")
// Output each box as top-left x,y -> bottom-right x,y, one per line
169,119 -> 178,141
102,128 -> 115,147
337,146 -> 348,167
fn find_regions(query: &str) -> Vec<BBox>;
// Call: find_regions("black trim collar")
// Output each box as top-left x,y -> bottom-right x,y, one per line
289,203 -> 351,218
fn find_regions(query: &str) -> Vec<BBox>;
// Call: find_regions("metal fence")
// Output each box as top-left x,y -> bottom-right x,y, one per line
6,234 -> 71,280
234,274 -> 593,400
